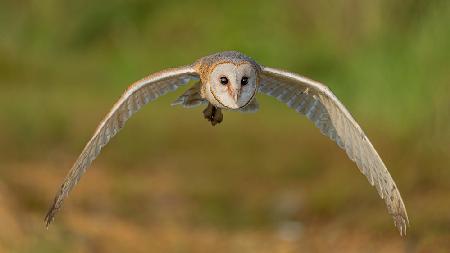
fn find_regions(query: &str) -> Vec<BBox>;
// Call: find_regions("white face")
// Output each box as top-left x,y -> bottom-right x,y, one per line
209,63 -> 258,109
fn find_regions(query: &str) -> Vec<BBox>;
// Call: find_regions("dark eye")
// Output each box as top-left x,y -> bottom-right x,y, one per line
220,76 -> 228,85
241,76 -> 249,86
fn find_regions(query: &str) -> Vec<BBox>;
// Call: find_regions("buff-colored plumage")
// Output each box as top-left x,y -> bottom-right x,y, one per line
45,51 -> 408,236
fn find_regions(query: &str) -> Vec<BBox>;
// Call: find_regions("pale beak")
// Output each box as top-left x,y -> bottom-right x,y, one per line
233,90 -> 240,102
228,87 -> 240,103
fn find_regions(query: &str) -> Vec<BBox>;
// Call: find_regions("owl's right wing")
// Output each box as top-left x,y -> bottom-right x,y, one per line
259,66 -> 409,236
45,66 -> 199,227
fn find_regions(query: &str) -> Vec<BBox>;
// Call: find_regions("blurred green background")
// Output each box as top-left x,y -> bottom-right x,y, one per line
1,0 -> 449,252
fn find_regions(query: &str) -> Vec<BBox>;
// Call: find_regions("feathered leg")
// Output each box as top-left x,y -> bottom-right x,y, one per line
202,103 -> 223,126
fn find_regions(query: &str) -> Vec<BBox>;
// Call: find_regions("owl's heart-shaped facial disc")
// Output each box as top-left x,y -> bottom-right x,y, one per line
208,62 -> 258,109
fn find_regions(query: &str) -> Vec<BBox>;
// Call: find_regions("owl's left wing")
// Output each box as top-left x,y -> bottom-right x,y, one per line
45,66 -> 198,227
259,66 -> 409,236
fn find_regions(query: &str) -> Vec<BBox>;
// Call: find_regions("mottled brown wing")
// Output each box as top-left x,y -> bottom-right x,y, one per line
259,66 -> 409,236
45,66 -> 198,227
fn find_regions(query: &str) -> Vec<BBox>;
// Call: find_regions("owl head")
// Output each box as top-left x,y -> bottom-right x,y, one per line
206,62 -> 259,109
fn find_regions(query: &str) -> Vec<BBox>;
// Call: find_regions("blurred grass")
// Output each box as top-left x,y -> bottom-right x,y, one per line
0,0 -> 449,252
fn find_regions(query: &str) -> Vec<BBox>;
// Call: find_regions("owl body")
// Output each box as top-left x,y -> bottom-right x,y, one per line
45,51 -> 409,236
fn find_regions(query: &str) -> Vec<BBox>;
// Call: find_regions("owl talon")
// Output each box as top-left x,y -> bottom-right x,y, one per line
202,104 -> 213,119
203,104 -> 223,126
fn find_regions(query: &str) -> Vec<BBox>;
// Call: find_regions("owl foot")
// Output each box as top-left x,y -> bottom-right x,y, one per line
203,103 -> 223,126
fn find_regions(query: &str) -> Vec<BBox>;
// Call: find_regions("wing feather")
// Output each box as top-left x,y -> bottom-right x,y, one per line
171,80 -> 207,108
259,66 -> 409,235
45,66 -> 198,226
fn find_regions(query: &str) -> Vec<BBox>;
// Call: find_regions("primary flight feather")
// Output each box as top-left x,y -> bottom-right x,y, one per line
45,51 -> 409,235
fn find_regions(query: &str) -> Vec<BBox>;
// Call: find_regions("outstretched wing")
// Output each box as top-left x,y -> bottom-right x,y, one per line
259,66 -> 409,236
45,66 -> 198,226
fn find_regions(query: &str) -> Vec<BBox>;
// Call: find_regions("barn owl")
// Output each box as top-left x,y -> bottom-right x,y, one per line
45,51 -> 409,235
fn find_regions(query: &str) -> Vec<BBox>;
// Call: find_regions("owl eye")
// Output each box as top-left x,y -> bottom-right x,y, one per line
241,76 -> 249,86
220,76 -> 229,85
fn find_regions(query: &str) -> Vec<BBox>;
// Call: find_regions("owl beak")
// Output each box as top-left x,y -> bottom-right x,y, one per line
227,86 -> 240,103
233,90 -> 240,102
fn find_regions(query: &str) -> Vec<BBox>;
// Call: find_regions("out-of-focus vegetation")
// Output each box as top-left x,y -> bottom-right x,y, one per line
0,0 -> 449,252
